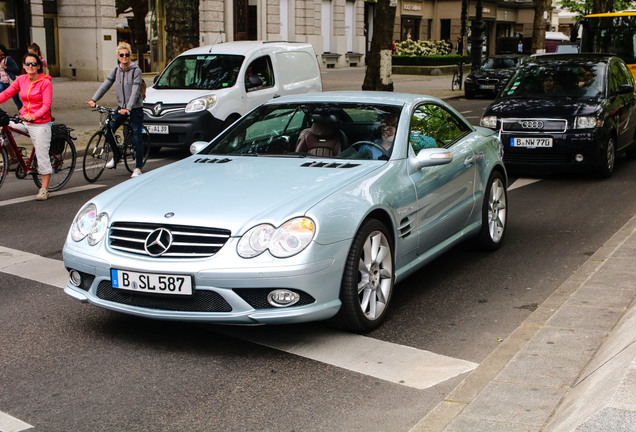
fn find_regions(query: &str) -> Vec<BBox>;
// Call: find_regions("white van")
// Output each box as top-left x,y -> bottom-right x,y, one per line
143,41 -> 323,149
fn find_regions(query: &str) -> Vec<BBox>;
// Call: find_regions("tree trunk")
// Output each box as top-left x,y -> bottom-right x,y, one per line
165,0 -> 200,62
593,0 -> 614,13
362,0 -> 396,91
531,0 -> 547,54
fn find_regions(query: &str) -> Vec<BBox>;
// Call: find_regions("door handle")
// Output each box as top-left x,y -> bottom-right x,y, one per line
464,156 -> 475,166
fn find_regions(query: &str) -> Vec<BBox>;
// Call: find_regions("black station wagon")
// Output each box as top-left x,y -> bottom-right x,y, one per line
480,53 -> 636,177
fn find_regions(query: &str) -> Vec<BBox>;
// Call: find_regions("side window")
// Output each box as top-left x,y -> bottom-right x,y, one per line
245,56 -> 275,91
608,61 -> 623,94
617,60 -> 635,87
409,104 -> 468,154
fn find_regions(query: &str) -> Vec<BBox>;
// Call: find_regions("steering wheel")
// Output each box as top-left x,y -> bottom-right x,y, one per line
351,141 -> 388,158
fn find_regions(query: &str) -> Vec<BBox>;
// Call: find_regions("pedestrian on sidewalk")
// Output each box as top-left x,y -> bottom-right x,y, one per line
0,53 -> 53,201
87,41 -> 145,178
0,44 -> 23,111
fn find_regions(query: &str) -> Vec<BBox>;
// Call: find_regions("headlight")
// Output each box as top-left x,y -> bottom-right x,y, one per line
465,76 -> 474,83
480,115 -> 498,128
185,95 -> 217,113
71,203 -> 109,246
237,217 -> 316,258
574,116 -> 602,129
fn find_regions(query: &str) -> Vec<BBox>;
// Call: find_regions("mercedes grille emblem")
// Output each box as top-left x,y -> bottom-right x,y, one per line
144,228 -> 173,257
521,120 -> 544,129
152,103 -> 163,116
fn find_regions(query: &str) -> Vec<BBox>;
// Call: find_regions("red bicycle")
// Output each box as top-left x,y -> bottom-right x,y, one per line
0,116 -> 77,192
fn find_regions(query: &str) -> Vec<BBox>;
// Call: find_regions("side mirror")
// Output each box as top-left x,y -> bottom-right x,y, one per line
409,147 -> 454,172
190,141 -> 209,155
246,75 -> 263,90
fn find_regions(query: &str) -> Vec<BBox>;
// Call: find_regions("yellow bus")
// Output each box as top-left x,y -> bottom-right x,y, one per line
579,11 -> 636,79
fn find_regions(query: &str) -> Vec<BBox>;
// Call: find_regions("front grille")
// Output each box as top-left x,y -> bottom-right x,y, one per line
109,222 -> 231,258
96,281 -> 232,312
234,288 -> 315,309
502,118 -> 567,133
477,78 -> 499,86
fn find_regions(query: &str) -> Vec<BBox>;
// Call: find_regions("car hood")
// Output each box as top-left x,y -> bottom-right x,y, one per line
145,86 -> 235,104
485,97 -> 601,118
92,156 -> 382,235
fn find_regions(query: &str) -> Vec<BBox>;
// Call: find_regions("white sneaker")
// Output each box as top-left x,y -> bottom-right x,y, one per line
106,158 -> 116,169
131,168 -> 142,178
35,188 -> 49,201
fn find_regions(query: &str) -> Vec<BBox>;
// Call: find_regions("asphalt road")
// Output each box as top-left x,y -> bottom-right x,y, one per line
2,82 -> 636,431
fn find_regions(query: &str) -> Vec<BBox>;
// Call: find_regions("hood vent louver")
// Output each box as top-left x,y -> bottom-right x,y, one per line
301,161 -> 360,169
194,157 -> 233,164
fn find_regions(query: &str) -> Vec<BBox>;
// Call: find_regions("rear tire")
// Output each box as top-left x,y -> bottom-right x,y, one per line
595,136 -> 616,178
451,72 -> 460,91
33,136 -> 76,191
330,219 -> 395,333
83,130 -> 109,183
123,127 -> 151,173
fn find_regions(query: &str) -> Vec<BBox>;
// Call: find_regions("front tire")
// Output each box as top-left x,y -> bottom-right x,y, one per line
330,219 -> 394,332
476,171 -> 507,250
83,131 -> 109,183
595,136 -> 616,178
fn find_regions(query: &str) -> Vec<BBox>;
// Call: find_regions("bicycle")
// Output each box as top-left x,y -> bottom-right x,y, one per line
0,116 -> 76,192
82,105 -> 151,183
451,61 -> 463,91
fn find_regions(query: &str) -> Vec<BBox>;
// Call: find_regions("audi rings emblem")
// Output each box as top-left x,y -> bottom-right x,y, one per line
145,228 -> 173,257
152,103 -> 163,116
521,120 -> 544,129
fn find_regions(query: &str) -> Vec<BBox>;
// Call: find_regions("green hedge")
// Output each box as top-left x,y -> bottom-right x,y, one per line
392,55 -> 471,66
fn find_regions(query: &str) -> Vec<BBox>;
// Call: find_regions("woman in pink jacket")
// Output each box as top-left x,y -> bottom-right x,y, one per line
0,53 -> 52,200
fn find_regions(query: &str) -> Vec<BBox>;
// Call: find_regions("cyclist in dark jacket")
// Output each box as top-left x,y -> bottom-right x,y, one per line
87,42 -> 145,177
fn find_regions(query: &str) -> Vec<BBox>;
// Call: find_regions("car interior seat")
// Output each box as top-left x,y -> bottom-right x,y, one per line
295,113 -> 348,157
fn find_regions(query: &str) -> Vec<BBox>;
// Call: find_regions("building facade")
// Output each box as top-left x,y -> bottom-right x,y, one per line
2,0 -> 541,81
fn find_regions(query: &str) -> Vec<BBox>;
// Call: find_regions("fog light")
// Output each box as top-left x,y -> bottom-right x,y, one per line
575,154 -> 584,163
267,289 -> 300,307
69,269 -> 82,287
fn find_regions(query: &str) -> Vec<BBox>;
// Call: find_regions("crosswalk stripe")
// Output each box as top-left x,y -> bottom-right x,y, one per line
0,246 -> 477,391
0,184 -> 104,207
0,410 -> 32,432
508,177 -> 541,191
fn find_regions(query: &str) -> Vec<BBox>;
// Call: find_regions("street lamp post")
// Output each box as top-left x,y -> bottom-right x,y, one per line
471,0 -> 484,70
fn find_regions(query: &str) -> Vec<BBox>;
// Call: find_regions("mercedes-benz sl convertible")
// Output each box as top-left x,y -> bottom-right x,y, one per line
63,92 -> 508,332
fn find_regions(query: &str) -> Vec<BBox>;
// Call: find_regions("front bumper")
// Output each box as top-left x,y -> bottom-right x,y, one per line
63,239 -> 348,325
142,108 -> 224,148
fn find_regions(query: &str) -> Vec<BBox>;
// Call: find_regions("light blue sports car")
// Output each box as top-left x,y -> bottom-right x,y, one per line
63,92 -> 507,332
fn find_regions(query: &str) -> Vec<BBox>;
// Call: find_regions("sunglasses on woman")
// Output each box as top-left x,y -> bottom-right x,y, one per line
119,53 -> 130,58
24,62 -> 38,67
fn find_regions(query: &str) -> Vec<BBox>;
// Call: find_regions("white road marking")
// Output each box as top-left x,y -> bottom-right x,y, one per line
219,327 -> 478,390
0,411 -> 32,432
508,177 -> 542,191
0,247 -> 69,288
0,184 -> 104,207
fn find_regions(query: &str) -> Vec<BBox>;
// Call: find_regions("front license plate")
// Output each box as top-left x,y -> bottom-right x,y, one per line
511,137 -> 553,148
147,125 -> 169,134
111,269 -> 193,295
480,84 -> 495,90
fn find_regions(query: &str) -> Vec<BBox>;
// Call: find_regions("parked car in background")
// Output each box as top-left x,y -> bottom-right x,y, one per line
464,54 -> 525,98
64,92 -> 507,333
143,41 -> 323,150
481,53 -> 636,177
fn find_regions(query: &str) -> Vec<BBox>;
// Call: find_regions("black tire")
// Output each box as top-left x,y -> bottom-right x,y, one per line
330,219 -> 395,333
83,130 -> 110,183
595,136 -> 616,178
0,146 -> 7,190
451,72 -> 460,91
476,170 -> 507,250
33,136 -> 76,191
123,127 -> 151,173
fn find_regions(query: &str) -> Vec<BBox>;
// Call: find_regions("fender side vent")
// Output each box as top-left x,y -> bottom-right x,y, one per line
398,216 -> 414,238
194,158 -> 232,164
300,161 -> 360,169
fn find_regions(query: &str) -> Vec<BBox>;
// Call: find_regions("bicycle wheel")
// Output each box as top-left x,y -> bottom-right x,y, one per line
451,72 -> 460,91
0,146 -> 8,190
83,130 -> 110,183
123,127 -> 151,173
32,136 -> 77,191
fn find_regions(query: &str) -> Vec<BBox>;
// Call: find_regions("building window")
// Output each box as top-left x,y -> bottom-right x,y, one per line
0,0 -> 18,49
401,17 -> 420,41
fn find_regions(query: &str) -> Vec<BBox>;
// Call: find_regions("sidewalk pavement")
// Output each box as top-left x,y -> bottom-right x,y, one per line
48,69 -> 636,432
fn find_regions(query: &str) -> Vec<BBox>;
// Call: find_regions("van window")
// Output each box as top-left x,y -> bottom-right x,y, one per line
276,51 -> 318,85
245,56 -> 275,91
155,54 -> 244,90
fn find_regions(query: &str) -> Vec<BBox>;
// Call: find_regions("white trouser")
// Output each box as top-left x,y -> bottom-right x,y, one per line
10,121 -> 52,175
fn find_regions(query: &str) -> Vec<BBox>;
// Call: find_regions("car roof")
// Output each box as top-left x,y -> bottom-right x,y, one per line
175,41 -> 315,57
529,53 -> 617,63
265,91 -> 436,106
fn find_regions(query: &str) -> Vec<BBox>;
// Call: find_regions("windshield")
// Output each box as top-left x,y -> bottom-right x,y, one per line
201,103 -> 403,161
483,57 -> 518,70
500,61 -> 606,99
154,54 -> 244,90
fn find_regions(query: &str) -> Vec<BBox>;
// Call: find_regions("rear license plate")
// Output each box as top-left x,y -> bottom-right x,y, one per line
511,137 -> 553,148
111,269 -> 193,295
147,125 -> 169,134
480,84 -> 495,90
